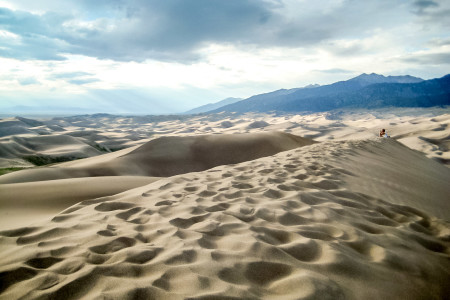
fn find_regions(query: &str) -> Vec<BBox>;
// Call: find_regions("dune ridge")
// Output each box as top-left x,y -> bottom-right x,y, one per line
0,131 -> 315,183
1,108 -> 449,169
1,138 -> 449,299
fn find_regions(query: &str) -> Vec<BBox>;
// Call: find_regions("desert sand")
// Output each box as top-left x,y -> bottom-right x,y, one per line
1,108 -> 449,169
0,108 -> 449,299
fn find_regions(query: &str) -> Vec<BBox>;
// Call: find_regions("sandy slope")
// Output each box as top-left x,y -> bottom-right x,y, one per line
0,132 -> 314,183
0,176 -> 159,230
0,131 -> 313,234
0,138 -> 449,299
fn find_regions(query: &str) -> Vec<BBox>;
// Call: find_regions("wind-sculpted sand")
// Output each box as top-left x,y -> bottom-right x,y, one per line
0,131 -> 314,183
1,138 -> 449,299
1,107 -> 449,169
0,132 -> 313,230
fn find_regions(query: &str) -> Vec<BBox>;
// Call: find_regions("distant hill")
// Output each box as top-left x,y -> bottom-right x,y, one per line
347,73 -> 424,85
184,97 -> 242,114
210,73 -> 449,113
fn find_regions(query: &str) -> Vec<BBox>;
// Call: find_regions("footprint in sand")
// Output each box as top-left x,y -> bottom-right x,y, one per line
164,249 -> 197,265
155,200 -> 175,206
351,222 -> 384,234
169,214 -> 210,229
126,248 -> 162,264
344,240 -> 386,262
116,207 -> 145,220
25,257 -> 63,269
89,236 -> 136,254
94,202 -> 135,212
0,267 -> 38,294
205,203 -> 230,212
184,186 -> 199,192
263,189 -> 284,199
0,226 -> 40,237
281,239 -> 323,262
251,226 -> 296,245
17,227 -> 73,245
219,261 -> 292,286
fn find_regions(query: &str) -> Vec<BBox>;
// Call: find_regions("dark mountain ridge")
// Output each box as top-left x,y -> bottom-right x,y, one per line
211,73 -> 449,113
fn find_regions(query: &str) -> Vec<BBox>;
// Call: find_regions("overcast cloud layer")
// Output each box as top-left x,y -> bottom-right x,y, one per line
0,0 -> 449,114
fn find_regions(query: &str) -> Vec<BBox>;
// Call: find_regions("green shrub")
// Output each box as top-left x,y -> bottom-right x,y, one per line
23,155 -> 83,166
0,167 -> 26,176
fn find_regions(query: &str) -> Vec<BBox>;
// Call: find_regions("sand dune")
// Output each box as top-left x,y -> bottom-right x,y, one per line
336,139 -> 450,220
106,131 -> 315,177
0,131 -> 315,183
1,108 -> 449,169
0,116 -> 153,168
0,138 -> 449,299
0,176 -> 159,230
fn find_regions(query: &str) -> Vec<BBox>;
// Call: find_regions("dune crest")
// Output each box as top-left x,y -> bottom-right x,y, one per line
0,131 -> 315,183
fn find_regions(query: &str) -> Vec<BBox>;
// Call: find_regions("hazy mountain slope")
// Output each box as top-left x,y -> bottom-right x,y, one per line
212,73 -> 432,113
184,97 -> 242,114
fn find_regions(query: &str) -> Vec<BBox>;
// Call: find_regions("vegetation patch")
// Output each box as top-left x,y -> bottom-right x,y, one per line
23,155 -> 84,166
0,167 -> 27,176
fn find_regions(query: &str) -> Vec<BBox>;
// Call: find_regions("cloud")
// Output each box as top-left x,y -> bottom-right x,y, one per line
412,0 -> 439,14
401,52 -> 450,65
18,77 -> 39,85
0,8 -> 69,60
58,0 -> 283,62
67,78 -> 100,85
48,71 -> 99,85
411,0 -> 450,29
0,1 -> 281,62
50,71 -> 94,79
0,0 -> 429,63
316,68 -> 354,74
427,37 -> 450,46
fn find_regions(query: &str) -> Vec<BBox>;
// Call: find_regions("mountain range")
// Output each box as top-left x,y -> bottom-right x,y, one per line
184,97 -> 242,114
187,73 -> 449,114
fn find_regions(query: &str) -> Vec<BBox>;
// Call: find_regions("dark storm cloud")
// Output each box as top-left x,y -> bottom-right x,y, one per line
427,37 -> 450,46
401,53 -> 450,65
411,0 -> 450,28
57,0 -> 283,62
0,1 -> 281,62
0,8 -> 70,60
412,0 -> 439,14
0,0 -> 448,63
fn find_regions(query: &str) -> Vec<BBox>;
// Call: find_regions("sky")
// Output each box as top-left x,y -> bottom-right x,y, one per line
0,0 -> 449,115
